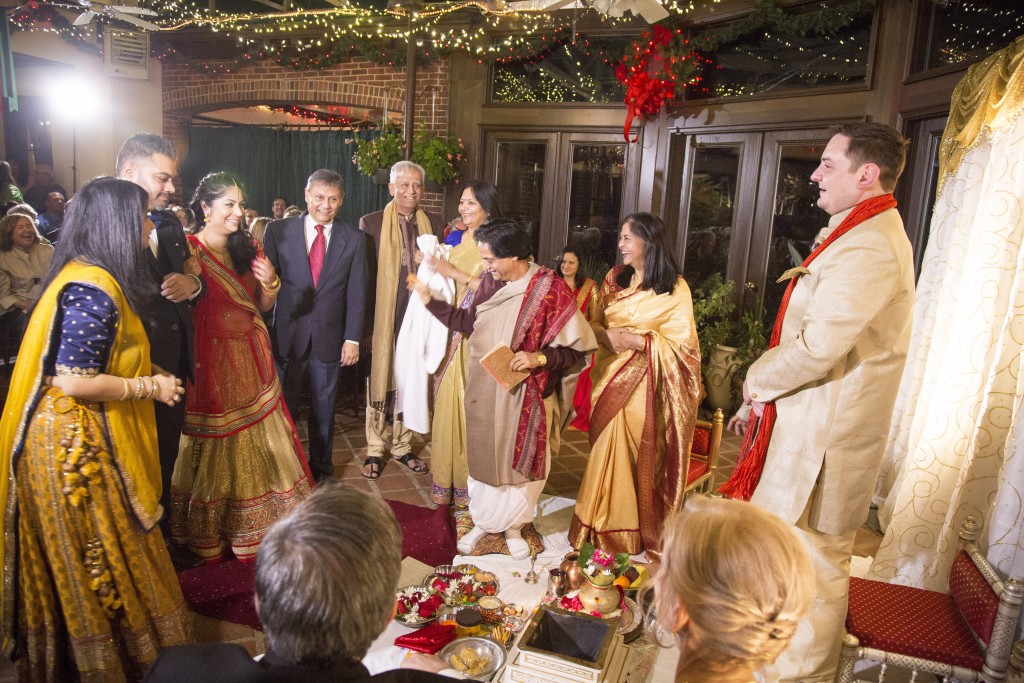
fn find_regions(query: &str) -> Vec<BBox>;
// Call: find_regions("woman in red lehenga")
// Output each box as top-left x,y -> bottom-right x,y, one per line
558,246 -> 599,431
170,172 -> 313,563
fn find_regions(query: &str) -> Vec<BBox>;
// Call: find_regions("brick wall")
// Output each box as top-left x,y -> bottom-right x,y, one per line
161,56 -> 451,216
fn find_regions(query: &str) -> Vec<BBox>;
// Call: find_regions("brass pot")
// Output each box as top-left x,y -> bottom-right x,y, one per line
560,551 -> 586,591
578,576 -> 621,615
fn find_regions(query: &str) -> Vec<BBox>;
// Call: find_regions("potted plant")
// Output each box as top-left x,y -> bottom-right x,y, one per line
692,273 -> 767,412
410,126 -> 465,190
351,126 -> 405,184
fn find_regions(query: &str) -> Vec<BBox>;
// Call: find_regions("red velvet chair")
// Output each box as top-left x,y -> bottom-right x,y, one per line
684,408 -> 723,498
835,516 -> 1024,682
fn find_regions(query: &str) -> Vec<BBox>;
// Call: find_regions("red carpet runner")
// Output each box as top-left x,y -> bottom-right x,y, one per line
176,499 -> 459,629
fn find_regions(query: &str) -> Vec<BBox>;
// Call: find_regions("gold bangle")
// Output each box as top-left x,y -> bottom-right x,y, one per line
119,378 -> 131,401
263,275 -> 281,292
149,376 -> 159,400
134,377 -> 145,400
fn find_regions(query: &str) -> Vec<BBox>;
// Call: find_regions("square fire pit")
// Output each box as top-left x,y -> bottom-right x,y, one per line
506,606 -> 617,683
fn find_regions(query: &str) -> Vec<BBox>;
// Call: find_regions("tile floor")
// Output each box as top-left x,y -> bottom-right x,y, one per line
0,373 -> 889,678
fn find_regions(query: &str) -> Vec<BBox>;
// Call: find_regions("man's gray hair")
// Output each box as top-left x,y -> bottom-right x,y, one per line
390,160 -> 425,185
305,169 -> 344,193
254,483 -> 402,667
115,134 -> 176,174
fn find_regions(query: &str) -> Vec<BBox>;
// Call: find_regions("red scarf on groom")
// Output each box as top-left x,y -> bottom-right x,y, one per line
718,193 -> 898,501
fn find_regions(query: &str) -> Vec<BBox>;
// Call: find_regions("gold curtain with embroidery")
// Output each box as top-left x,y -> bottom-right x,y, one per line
871,36 -> 1024,600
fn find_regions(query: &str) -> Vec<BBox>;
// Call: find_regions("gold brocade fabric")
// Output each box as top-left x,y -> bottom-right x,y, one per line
17,391 -> 190,681
568,270 -> 702,557
429,238 -> 484,506
171,413 -> 313,563
368,202 -> 434,424
938,34 -> 1024,195
0,262 -> 164,657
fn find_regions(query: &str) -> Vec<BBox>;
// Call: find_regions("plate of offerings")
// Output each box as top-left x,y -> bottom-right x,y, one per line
395,585 -> 445,628
422,566 -> 499,606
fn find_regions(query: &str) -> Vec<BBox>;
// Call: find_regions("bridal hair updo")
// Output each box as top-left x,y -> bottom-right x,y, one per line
649,496 -> 813,672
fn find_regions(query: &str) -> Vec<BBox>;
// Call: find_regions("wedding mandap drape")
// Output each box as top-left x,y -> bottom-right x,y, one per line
869,36 -> 1024,599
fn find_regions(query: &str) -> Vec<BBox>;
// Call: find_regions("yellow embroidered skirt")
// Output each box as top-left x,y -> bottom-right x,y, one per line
170,403 -> 313,563
16,389 -> 191,681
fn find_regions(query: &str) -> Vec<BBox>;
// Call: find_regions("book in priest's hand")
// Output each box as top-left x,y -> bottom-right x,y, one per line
479,343 -> 530,391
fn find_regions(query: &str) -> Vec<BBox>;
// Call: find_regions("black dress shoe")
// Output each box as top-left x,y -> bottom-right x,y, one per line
166,541 -> 204,569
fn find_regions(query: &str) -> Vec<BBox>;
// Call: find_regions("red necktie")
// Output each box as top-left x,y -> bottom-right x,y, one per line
310,224 -> 325,287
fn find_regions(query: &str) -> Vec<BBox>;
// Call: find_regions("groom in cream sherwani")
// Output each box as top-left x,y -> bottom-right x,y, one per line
742,122 -> 914,682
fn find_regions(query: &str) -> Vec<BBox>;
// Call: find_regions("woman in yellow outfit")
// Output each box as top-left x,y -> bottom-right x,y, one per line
0,177 -> 191,680
426,180 -> 500,507
568,213 -> 703,560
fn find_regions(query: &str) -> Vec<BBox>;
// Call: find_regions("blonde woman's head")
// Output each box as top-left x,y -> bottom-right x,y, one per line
650,497 -> 813,672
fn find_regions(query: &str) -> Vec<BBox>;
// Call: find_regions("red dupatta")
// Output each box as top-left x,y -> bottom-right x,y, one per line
510,267 -> 579,480
718,194 -> 898,500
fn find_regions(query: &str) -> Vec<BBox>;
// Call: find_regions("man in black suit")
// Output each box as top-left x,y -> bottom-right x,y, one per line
145,484 -> 461,682
263,169 -> 367,483
116,133 -> 203,567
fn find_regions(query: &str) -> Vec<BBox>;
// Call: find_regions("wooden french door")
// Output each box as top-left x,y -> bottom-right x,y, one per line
483,129 -> 639,272
672,126 -> 832,323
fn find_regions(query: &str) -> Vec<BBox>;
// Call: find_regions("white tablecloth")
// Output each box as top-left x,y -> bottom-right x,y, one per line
363,495 -> 671,680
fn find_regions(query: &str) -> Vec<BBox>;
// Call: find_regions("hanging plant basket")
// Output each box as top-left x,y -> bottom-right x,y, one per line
372,169 -> 391,185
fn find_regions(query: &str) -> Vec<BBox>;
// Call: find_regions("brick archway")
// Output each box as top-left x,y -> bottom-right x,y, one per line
161,57 -> 451,212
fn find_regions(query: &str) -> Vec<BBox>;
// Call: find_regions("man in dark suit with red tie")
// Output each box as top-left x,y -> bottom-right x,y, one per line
263,169 -> 368,483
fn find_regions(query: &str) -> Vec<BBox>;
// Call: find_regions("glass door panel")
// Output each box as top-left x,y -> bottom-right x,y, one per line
683,146 -> 741,289
748,131 -> 830,324
565,143 -> 626,281
494,141 -> 548,260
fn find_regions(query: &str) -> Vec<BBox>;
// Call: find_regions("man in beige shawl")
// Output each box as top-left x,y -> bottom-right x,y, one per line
359,161 -> 440,479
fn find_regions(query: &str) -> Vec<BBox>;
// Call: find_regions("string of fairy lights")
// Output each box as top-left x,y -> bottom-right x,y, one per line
8,0 -> 1023,102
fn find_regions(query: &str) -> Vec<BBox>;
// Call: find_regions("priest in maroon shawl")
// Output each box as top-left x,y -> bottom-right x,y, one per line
415,219 -> 596,560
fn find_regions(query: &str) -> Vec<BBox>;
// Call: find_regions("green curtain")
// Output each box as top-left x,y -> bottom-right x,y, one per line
181,125 -> 390,225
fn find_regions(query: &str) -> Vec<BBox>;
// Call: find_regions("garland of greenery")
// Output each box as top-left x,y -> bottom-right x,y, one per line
12,0 -> 875,79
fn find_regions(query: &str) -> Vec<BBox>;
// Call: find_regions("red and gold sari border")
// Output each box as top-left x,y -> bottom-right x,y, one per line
182,390 -> 281,438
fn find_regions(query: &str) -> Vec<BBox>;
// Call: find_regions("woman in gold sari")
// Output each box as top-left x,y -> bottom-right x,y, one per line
423,180 -> 499,507
170,173 -> 313,564
568,213 -> 702,559
0,177 -> 191,680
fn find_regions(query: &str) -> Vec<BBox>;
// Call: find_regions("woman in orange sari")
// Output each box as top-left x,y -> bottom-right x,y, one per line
558,246 -> 599,431
170,173 -> 313,564
0,177 -> 191,679
568,213 -> 702,559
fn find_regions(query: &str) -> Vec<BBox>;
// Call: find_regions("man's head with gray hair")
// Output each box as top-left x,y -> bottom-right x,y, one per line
254,483 -> 402,668
389,160 -> 425,185
388,161 -> 426,216
304,169 -> 345,226
305,169 -> 344,193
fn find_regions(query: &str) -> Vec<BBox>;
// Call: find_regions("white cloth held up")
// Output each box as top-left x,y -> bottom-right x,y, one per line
395,235 -> 454,434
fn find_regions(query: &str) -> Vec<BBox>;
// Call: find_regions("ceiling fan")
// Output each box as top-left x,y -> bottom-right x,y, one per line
71,0 -> 161,31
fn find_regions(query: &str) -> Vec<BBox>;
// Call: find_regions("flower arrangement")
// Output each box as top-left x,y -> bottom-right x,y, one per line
410,127 -> 465,185
577,542 -> 630,587
395,586 -> 444,623
351,126 -> 405,177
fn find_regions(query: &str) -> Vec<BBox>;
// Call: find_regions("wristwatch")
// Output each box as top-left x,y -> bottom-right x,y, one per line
536,352 -> 547,367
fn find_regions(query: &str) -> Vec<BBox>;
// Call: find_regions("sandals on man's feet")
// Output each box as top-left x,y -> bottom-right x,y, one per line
361,456 -> 384,480
396,452 -> 429,474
